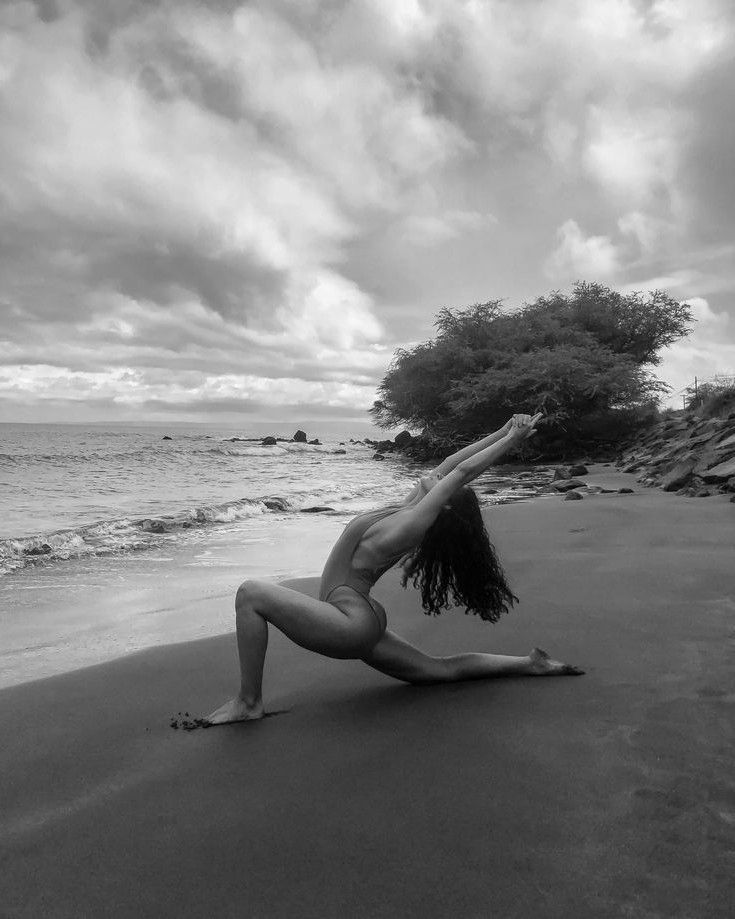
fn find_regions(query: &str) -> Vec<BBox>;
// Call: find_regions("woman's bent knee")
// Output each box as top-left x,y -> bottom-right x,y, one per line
235,579 -> 268,611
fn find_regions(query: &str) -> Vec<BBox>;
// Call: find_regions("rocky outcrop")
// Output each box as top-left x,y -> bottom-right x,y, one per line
261,436 -> 278,446
365,430 -> 415,455
292,430 -> 307,443
617,411 -> 735,497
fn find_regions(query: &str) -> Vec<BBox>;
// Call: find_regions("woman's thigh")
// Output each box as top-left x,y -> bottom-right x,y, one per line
242,580 -> 384,659
361,629 -> 449,683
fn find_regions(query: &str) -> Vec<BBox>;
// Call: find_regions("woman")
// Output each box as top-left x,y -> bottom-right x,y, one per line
207,412 -> 583,725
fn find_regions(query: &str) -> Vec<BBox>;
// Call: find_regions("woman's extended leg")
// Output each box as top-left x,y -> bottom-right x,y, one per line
362,630 -> 584,684
207,580 -> 384,724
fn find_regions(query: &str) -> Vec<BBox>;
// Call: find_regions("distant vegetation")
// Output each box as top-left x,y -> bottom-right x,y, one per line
685,378 -> 735,419
371,282 -> 694,460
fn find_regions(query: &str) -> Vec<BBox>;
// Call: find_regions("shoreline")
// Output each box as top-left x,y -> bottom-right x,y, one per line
1,466 -> 733,915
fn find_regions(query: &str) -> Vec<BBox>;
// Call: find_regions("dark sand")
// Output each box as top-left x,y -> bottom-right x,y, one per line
1,468 -> 733,918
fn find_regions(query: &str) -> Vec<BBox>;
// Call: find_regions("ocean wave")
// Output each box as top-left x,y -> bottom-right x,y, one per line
0,441 -> 356,464
0,494 -> 303,576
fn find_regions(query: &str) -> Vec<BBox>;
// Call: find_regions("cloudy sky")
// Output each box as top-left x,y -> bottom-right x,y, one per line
1,0 -> 734,430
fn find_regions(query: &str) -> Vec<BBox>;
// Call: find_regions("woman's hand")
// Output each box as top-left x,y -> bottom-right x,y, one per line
507,412 -> 543,442
502,413 -> 534,433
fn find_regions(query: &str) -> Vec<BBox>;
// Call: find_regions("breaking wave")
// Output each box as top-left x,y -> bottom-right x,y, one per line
0,494 -> 307,575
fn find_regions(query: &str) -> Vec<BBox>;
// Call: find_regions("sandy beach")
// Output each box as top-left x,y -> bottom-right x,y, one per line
1,466 -> 733,918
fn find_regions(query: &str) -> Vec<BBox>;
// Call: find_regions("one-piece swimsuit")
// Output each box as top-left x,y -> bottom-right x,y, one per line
319,504 -> 406,634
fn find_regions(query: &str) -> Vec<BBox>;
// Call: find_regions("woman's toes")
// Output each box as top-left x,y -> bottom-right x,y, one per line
564,664 -> 585,676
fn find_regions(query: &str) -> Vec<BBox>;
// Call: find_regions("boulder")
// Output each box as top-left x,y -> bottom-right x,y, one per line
140,519 -> 166,533
552,466 -> 573,480
301,506 -> 335,513
162,435 -> 173,440
567,464 -> 589,476
660,455 -> 698,491
564,491 -> 583,500
332,449 -> 347,455
618,488 -> 635,494
308,439 -> 321,445
726,477 -> 735,493
701,457 -> 735,483
393,430 -> 413,449
372,453 -> 385,461
552,479 -> 586,492
292,430 -> 307,443
261,436 -> 277,446
373,440 -> 395,453
263,497 -> 290,512
714,434 -> 735,450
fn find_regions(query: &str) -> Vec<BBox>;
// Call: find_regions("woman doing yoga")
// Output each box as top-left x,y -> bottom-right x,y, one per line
207,412 -> 583,725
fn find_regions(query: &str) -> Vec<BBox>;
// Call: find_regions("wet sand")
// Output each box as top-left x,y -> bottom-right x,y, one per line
1,467 -> 733,918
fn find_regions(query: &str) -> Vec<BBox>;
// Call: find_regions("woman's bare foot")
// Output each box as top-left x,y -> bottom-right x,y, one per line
206,696 -> 265,725
528,647 -> 584,676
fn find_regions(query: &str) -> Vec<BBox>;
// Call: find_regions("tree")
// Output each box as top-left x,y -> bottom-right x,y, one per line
371,283 -> 693,458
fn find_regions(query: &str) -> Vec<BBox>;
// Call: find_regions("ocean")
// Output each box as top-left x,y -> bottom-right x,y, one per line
0,423 -> 541,687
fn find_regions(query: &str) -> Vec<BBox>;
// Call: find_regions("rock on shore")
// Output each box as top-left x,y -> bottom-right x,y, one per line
617,411 -> 735,497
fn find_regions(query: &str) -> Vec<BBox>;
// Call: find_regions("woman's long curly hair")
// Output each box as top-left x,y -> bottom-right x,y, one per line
400,486 -> 518,622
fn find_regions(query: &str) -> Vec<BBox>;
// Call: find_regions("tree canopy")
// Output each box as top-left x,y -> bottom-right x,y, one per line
371,282 -> 693,457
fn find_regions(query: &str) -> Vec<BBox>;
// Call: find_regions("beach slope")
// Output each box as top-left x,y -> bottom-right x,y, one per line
1,469 -> 733,918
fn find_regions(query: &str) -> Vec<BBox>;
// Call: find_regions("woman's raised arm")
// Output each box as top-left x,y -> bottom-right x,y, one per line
433,413 -> 543,478
391,414 -> 542,537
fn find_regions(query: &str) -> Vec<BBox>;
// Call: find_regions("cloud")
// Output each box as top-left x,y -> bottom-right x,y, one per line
657,297 -> 735,404
544,219 -> 619,281
1,0 -> 735,420
400,210 -> 494,248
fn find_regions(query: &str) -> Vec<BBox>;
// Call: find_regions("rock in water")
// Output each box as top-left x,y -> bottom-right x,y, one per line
564,491 -> 583,500
140,519 -> 166,533
293,430 -> 307,443
261,436 -> 277,446
567,464 -> 588,476
394,430 -> 413,449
